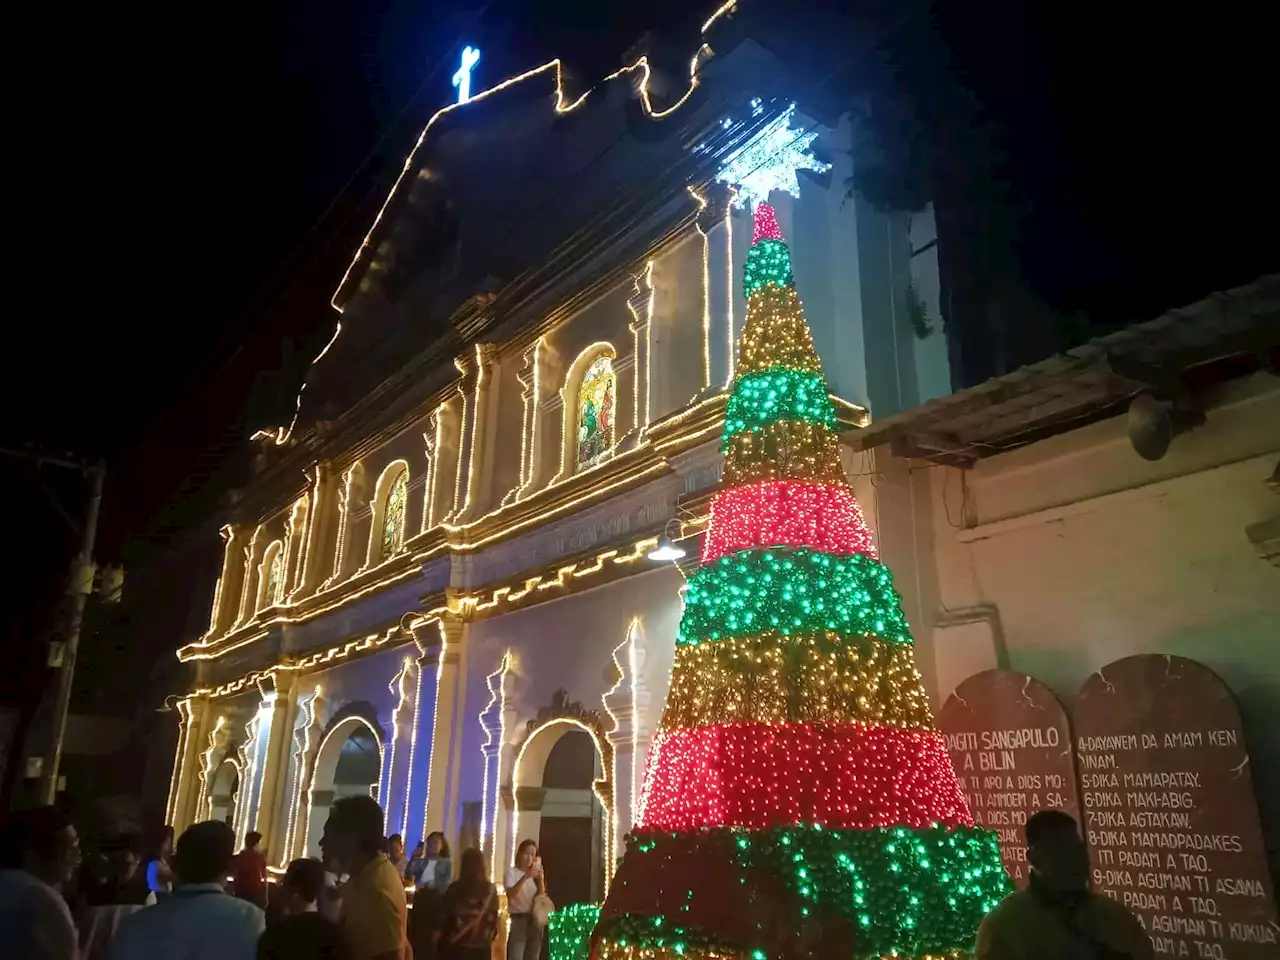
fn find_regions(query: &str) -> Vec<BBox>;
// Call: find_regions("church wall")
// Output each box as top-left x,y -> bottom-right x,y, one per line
539,282 -> 636,477
487,348 -> 526,509
448,566 -> 684,866
648,233 -> 710,421
781,114 -> 870,412
295,641 -> 426,846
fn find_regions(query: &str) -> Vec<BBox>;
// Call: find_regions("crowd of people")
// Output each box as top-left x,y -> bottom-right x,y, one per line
0,797 -> 1150,960
0,794 -> 552,960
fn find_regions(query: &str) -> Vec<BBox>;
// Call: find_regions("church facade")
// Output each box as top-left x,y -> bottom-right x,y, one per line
163,2 -> 949,901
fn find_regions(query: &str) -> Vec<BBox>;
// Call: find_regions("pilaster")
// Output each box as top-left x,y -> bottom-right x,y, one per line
211,526 -> 249,636
454,343 -> 500,523
627,266 -> 654,439
380,655 -> 417,837
702,184 -> 745,391
287,687 -> 327,862
172,696 -> 214,833
602,625 -> 652,840
296,463 -> 334,598
254,672 -> 297,863
190,703 -> 229,830
423,616 -> 468,840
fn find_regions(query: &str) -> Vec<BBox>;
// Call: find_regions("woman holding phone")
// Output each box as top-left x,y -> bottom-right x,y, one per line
503,839 -> 545,960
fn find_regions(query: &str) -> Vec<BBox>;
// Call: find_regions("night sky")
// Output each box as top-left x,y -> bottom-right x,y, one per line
3,1 -> 1273,678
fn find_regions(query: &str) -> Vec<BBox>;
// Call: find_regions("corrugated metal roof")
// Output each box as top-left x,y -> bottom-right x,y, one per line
850,274 -> 1280,464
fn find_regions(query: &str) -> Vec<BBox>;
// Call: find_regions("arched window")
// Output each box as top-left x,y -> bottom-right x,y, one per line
265,549 -> 284,606
576,356 -> 616,469
381,470 -> 408,559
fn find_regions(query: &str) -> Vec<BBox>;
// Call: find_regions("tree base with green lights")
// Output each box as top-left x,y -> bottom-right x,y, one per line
587,201 -> 1010,960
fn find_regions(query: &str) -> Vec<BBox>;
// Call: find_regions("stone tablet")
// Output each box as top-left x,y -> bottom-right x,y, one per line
1075,654 -> 1278,958
939,669 -> 1079,887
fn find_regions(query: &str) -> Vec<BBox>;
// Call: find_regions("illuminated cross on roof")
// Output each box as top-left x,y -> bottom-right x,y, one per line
452,46 -> 481,104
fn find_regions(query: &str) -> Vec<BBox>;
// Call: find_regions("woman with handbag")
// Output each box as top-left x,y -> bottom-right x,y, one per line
502,840 -> 550,960
438,849 -> 498,960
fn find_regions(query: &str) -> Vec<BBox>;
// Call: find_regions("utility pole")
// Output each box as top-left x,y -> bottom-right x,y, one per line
2,449 -> 106,806
40,462 -> 105,804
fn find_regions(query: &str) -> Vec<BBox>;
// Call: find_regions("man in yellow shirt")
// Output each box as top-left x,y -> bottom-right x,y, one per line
977,810 -> 1153,960
321,796 -> 409,960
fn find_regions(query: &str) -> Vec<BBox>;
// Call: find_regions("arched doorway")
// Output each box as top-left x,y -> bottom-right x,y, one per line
512,715 -> 612,906
540,732 -> 606,905
208,759 -> 241,828
305,715 -> 383,859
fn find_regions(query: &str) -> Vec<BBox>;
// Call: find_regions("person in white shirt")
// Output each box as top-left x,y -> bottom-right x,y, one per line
503,839 -> 545,960
0,805 -> 82,960
107,820 -> 265,960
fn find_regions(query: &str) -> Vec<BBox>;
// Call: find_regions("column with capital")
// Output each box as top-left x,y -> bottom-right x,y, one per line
253,672 -> 297,864
421,616 -> 469,842
452,344 -> 500,524
209,526 -> 250,637
284,687 -> 326,862
602,625 -> 651,862
295,463 -> 336,598
170,696 -> 215,833
700,183 -> 750,392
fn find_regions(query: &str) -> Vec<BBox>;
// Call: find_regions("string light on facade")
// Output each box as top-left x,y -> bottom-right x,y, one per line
713,103 -> 831,210
687,186 -> 713,389
383,657 -> 413,832
402,651 -> 427,839
304,715 -> 384,858
281,689 -> 320,865
479,652 -> 512,874
513,718 -> 616,895
164,699 -> 193,826
250,694 -> 277,833
255,1 -> 740,448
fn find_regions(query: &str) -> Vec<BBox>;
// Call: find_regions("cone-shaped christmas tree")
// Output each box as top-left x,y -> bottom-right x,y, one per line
589,204 -> 1010,960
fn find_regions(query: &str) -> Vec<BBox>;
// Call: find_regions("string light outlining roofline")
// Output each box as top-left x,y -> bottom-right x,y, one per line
254,0 -> 739,447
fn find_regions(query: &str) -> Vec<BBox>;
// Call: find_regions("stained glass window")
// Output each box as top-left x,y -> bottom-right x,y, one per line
264,548 -> 283,607
381,470 -> 408,559
577,356 -> 616,469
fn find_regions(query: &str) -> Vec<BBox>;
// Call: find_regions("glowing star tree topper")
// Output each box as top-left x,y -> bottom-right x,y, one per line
714,102 -> 832,208
453,45 -> 481,103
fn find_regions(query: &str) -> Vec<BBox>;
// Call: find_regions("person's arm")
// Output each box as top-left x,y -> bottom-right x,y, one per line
504,869 -> 532,900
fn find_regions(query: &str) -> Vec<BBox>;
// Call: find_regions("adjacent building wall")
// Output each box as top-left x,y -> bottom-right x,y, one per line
867,373 -> 1280,870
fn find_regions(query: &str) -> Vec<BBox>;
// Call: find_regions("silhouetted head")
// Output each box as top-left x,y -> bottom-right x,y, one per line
320,796 -> 384,873
1026,810 -> 1090,893
174,821 -> 235,886
280,857 -> 326,915
0,806 -> 80,889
